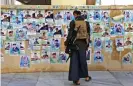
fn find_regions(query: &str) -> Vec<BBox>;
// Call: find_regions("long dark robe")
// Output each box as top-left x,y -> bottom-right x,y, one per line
66,16 -> 90,81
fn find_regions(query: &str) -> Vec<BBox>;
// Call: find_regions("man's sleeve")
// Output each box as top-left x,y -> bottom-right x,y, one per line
86,21 -> 91,43
86,21 -> 90,36
64,20 -> 75,46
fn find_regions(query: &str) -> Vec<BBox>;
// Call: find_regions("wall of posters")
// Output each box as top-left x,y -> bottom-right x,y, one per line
1,6 -> 133,72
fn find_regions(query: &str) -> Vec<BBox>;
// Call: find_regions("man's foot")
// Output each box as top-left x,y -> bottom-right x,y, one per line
73,80 -> 80,85
85,76 -> 92,82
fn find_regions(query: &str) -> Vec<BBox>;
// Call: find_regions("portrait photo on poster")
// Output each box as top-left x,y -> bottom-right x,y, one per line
86,48 -> 92,64
41,50 -> 50,63
123,10 -> 132,22
80,10 -> 88,20
0,29 -> 7,40
102,27 -> 110,37
53,25 -> 63,37
93,10 -> 101,22
54,10 -> 64,25
15,28 -> 28,41
25,22 -> 37,35
93,22 -> 103,33
58,51 -> 68,63
87,10 -> 94,22
17,41 -> 25,55
36,10 -> 45,24
37,23 -> 49,33
5,42 -> 11,54
45,10 -> 54,24
6,29 -> 15,41
105,38 -> 113,52
122,52 -> 132,64
94,36 -> 103,50
124,34 -> 133,48
23,10 -> 32,19
31,51 -> 41,64
10,42 -> 21,56
110,23 -> 116,36
1,9 -> 12,22
10,16 -> 23,28
29,36 -> 41,46
40,30 -> 48,40
50,52 -> 59,64
114,23 -> 125,36
115,38 -> 124,51
124,23 -> 133,32
63,10 -> 74,25
101,10 -> 110,22
94,50 -> 104,63
20,55 -> 30,68
50,38 -> 61,51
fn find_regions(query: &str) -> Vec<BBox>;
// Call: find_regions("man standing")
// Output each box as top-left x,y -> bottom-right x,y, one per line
65,11 -> 91,85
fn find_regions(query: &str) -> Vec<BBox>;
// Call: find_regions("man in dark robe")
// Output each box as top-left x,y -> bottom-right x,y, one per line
65,11 -> 91,85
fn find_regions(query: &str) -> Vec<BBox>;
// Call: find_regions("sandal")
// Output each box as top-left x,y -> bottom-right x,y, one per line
73,80 -> 80,85
85,76 -> 92,82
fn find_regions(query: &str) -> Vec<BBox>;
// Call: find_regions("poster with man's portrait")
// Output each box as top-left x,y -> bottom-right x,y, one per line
87,10 -> 94,22
122,52 -> 132,64
93,23 -> 103,33
110,23 -> 116,36
124,34 -> 132,48
50,52 -> 59,64
124,10 -> 132,22
28,36 -> 41,50
29,36 -> 41,46
63,10 -> 74,25
31,51 -> 40,64
54,11 -> 64,25
58,52 -> 67,63
0,29 -> 6,40
19,42 -> 25,55
6,30 -> 15,41
94,50 -> 104,63
53,25 -> 62,37
10,42 -> 21,56
93,10 -> 101,21
81,10 -> 88,20
105,38 -> 113,52
41,50 -> 50,63
23,10 -> 32,19
102,28 -> 110,37
36,10 -> 45,24
40,30 -> 48,40
101,10 -> 110,22
115,38 -> 124,51
45,10 -> 54,24
16,28 -> 28,41
5,42 -> 11,54
20,55 -> 30,68
124,23 -> 133,32
50,38 -> 61,51
114,23 -> 125,36
94,37 -> 103,50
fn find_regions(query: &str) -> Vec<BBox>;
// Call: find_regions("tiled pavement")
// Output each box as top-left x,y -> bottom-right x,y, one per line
1,71 -> 133,86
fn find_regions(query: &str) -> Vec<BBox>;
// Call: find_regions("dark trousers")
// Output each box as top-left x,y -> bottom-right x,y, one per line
68,40 -> 89,81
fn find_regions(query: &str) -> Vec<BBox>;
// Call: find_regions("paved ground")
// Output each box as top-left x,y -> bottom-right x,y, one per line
1,71 -> 133,86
